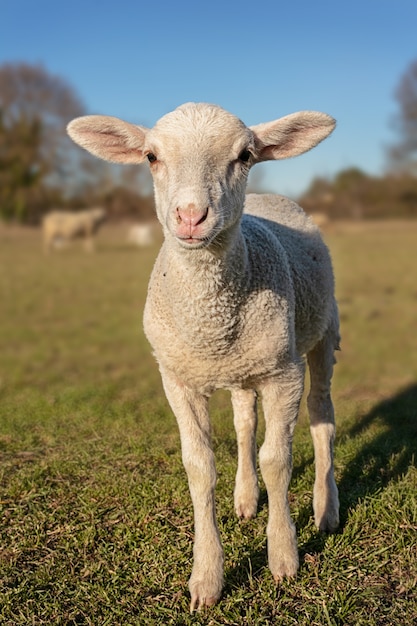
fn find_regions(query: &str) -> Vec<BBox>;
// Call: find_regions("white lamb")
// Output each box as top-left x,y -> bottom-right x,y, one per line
42,207 -> 106,253
67,103 -> 340,610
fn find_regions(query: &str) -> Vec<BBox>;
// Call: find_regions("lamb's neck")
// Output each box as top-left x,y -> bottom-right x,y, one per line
166,227 -> 249,295
160,228 -> 250,353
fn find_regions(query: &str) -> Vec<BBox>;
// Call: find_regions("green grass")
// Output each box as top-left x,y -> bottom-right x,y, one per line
0,221 -> 416,625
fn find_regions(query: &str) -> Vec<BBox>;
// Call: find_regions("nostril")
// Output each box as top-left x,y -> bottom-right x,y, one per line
196,207 -> 209,225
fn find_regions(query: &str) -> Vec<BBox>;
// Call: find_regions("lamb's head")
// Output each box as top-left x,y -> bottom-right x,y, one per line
91,207 -> 107,223
67,103 -> 335,249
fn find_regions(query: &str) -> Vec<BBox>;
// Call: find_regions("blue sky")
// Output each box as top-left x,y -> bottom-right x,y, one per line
1,0 -> 417,197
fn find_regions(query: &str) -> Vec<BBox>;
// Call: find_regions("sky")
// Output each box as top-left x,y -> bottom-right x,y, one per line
1,0 -> 417,198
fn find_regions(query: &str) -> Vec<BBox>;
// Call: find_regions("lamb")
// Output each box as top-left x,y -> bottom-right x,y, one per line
309,211 -> 330,228
127,222 -> 155,247
42,207 -> 106,252
67,102 -> 340,610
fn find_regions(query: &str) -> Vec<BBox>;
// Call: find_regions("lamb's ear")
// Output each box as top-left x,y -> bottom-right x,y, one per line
67,115 -> 149,164
250,111 -> 336,162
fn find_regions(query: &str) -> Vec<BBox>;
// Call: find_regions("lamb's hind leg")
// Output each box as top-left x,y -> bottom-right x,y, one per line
84,234 -> 94,252
259,360 -> 305,581
307,327 -> 340,532
231,388 -> 259,519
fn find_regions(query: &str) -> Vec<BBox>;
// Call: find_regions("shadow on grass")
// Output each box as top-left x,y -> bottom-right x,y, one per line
296,382 -> 417,557
337,382 -> 417,521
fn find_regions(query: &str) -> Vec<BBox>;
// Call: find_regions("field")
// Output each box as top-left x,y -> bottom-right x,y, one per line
0,220 -> 416,625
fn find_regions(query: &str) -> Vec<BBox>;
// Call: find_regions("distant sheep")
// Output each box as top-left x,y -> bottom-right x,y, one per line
42,208 -> 106,252
68,103 -> 340,610
309,212 -> 330,228
127,223 -> 155,247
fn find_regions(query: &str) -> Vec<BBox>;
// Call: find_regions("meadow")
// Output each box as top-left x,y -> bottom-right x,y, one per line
0,219 -> 416,625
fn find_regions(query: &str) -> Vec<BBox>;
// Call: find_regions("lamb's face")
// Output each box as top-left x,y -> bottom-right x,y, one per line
67,103 -> 336,251
145,104 -> 255,248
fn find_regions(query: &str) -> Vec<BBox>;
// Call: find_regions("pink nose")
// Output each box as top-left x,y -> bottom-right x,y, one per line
176,204 -> 208,227
175,204 -> 209,239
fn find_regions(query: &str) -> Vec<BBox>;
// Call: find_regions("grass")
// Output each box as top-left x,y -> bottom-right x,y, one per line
0,220 -> 416,625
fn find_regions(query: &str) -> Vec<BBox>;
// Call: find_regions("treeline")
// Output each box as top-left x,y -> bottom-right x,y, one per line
14,178 -> 157,225
300,168 -> 417,220
0,62 -> 154,225
1,60 -> 417,224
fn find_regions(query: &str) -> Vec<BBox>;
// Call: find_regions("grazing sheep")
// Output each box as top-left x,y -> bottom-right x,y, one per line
67,103 -> 340,610
42,207 -> 106,252
127,222 -> 155,247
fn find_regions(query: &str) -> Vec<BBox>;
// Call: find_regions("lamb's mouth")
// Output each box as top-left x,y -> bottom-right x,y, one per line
173,219 -> 222,249
177,235 -> 210,248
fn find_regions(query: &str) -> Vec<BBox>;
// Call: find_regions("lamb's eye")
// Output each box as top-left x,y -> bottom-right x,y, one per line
238,148 -> 251,163
147,152 -> 157,163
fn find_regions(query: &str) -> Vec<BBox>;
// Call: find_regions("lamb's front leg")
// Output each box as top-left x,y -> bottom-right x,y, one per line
161,370 -> 223,611
231,388 -> 259,519
259,361 -> 305,581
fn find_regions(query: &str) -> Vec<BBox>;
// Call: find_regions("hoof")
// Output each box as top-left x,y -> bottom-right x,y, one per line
234,484 -> 259,520
235,500 -> 258,520
189,590 -> 220,612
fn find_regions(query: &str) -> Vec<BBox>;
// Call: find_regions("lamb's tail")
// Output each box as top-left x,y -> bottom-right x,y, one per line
329,298 -> 341,353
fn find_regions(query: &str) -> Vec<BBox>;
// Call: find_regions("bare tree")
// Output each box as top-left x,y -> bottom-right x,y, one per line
0,62 -> 86,176
0,62 -> 154,223
0,62 -> 104,221
389,59 -> 417,173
